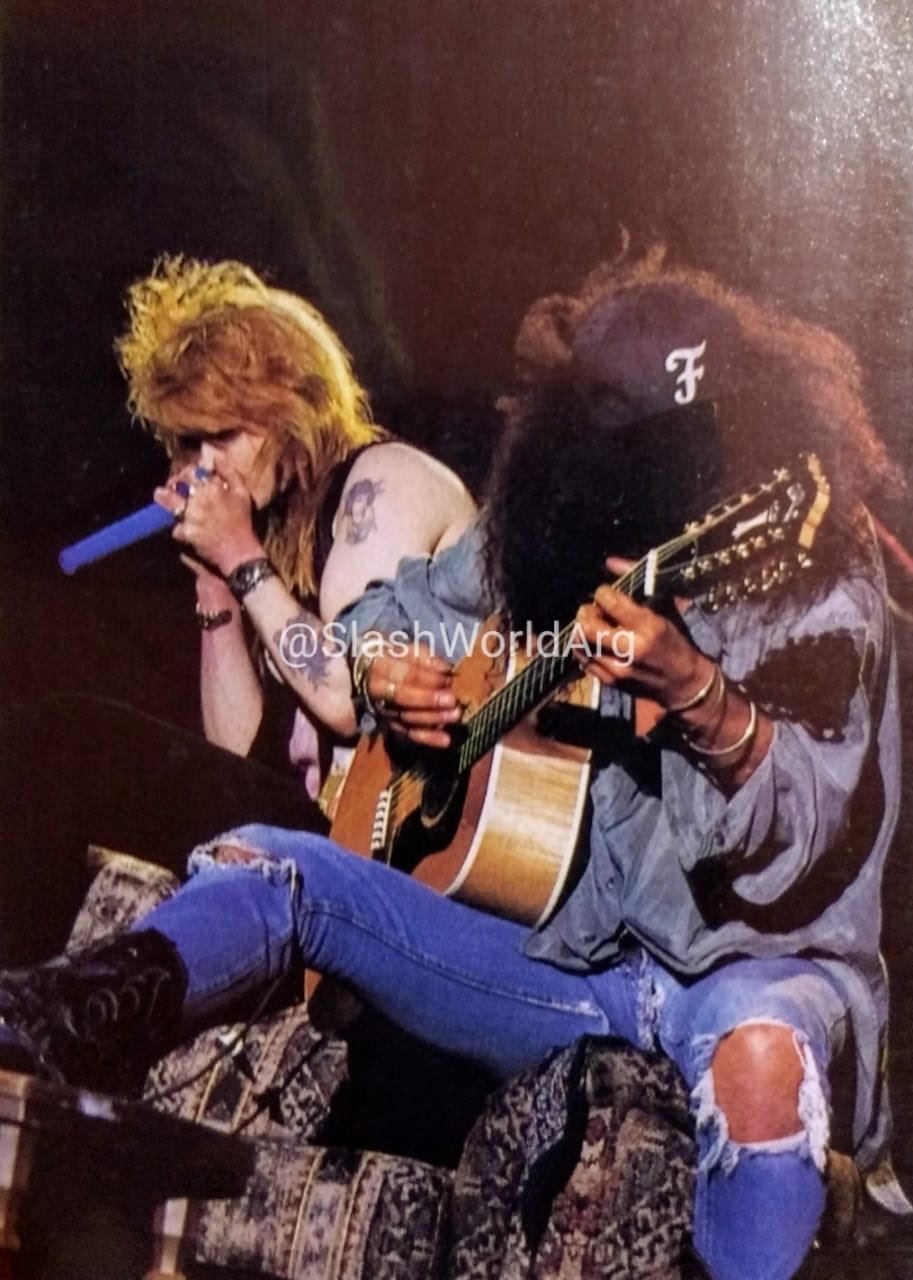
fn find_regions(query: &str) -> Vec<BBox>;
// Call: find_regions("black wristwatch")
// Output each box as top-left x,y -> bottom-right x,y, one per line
226,557 -> 277,602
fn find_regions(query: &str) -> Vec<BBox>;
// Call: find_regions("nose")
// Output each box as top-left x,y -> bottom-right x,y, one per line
198,441 -> 217,470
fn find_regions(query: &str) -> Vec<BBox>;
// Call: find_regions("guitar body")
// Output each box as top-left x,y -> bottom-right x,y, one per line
309,456 -> 831,1025
329,635 -> 599,927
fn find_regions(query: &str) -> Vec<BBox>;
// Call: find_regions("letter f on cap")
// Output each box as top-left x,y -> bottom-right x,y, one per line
665,339 -> 707,405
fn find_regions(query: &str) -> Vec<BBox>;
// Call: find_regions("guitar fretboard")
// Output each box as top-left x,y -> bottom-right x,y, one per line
390,459 -> 823,816
455,557 -> 649,774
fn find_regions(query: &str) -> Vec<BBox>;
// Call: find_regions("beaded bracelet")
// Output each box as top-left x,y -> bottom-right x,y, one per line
195,603 -> 234,631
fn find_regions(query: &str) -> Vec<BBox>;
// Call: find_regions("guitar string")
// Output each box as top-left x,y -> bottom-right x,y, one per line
385,533 -> 716,824
376,472 -> 806,847
383,536 -> 699,826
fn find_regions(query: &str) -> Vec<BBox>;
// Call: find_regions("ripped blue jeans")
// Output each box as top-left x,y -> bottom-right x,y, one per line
140,824 -> 849,1280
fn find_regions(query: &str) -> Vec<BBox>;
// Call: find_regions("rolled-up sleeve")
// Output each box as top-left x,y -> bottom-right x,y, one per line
663,575 -> 890,905
334,521 -> 493,659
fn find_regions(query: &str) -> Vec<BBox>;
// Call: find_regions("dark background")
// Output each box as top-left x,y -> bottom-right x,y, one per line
3,0 -> 913,1220
5,0 -> 913,721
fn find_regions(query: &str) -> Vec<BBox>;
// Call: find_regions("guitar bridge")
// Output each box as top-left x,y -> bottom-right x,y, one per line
370,787 -> 393,859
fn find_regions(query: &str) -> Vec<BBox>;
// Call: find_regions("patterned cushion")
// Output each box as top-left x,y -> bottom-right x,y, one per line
66,856 -> 696,1278
187,1137 -> 452,1280
146,1005 -> 348,1143
65,847 -> 180,949
450,1039 -> 694,1280
533,1043 -> 695,1279
66,848 -> 350,1139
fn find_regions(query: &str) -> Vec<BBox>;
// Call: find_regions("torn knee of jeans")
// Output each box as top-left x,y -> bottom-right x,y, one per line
187,834 -> 299,888
691,1018 -> 830,1176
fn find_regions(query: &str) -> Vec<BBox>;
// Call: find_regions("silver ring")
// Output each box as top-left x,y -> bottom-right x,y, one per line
193,465 -> 211,483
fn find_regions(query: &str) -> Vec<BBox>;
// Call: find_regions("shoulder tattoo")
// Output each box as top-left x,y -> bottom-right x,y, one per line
341,477 -> 384,545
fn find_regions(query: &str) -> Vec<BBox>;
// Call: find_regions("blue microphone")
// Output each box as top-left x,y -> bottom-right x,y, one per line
59,503 -> 177,574
58,473 -> 205,575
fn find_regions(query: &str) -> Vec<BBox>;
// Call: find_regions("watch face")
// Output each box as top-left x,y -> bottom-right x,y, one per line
229,558 -> 275,600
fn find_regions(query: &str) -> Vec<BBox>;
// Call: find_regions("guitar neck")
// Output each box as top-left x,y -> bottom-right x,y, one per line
452,456 -> 828,779
456,622 -> 582,773
456,557 -> 657,772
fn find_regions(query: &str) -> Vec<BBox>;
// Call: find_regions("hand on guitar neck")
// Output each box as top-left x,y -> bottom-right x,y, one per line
362,552 -> 772,789
575,557 -> 772,788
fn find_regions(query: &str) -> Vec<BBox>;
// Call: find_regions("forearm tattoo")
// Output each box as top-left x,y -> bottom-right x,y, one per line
274,608 -> 333,688
341,477 -> 384,545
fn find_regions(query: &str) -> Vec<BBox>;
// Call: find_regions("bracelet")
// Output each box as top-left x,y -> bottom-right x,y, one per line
195,603 -> 235,631
667,662 -> 721,714
350,645 -> 381,718
226,557 -> 277,602
689,699 -> 759,762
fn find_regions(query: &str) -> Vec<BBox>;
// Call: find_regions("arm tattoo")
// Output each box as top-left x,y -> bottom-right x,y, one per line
341,477 -> 384,545
274,608 -> 333,689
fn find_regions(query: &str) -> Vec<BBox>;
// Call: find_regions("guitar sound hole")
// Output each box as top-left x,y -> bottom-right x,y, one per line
420,768 -> 461,828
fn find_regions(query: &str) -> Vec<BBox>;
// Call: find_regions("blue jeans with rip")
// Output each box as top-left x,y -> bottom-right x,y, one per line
139,824 -> 849,1280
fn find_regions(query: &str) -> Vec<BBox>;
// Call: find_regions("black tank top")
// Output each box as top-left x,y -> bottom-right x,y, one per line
250,437 -> 391,769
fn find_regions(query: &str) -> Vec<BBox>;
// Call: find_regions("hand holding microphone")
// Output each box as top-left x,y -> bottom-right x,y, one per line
58,463 -> 261,576
155,461 -> 263,577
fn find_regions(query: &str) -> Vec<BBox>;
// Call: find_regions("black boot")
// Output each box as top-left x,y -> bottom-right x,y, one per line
0,929 -> 187,1096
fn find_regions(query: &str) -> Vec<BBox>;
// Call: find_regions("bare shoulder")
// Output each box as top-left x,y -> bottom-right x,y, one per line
346,440 -> 467,493
321,441 -> 478,619
340,441 -> 477,544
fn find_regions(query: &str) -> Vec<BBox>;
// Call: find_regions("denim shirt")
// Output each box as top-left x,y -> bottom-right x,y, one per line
337,521 -> 900,1168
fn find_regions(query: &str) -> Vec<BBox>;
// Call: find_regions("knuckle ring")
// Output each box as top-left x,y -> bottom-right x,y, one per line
193,465 -> 211,483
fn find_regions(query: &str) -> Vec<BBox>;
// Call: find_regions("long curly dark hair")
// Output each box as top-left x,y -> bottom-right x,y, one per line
484,248 -> 902,630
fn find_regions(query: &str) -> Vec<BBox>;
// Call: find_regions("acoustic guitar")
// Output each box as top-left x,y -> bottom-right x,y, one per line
325,455 -> 830,942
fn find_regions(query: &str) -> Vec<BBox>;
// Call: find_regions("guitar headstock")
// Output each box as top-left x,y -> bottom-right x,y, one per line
630,454 -> 831,610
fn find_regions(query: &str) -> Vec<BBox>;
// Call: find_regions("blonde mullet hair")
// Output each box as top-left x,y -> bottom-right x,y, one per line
116,255 -> 380,597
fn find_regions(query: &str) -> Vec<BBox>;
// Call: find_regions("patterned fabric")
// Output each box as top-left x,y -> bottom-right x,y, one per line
450,1038 -> 694,1280
65,848 -> 180,950
66,856 -> 697,1278
66,850 -> 350,1141
188,1137 -> 452,1280
534,1044 -> 695,1279
146,1005 -> 348,1143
